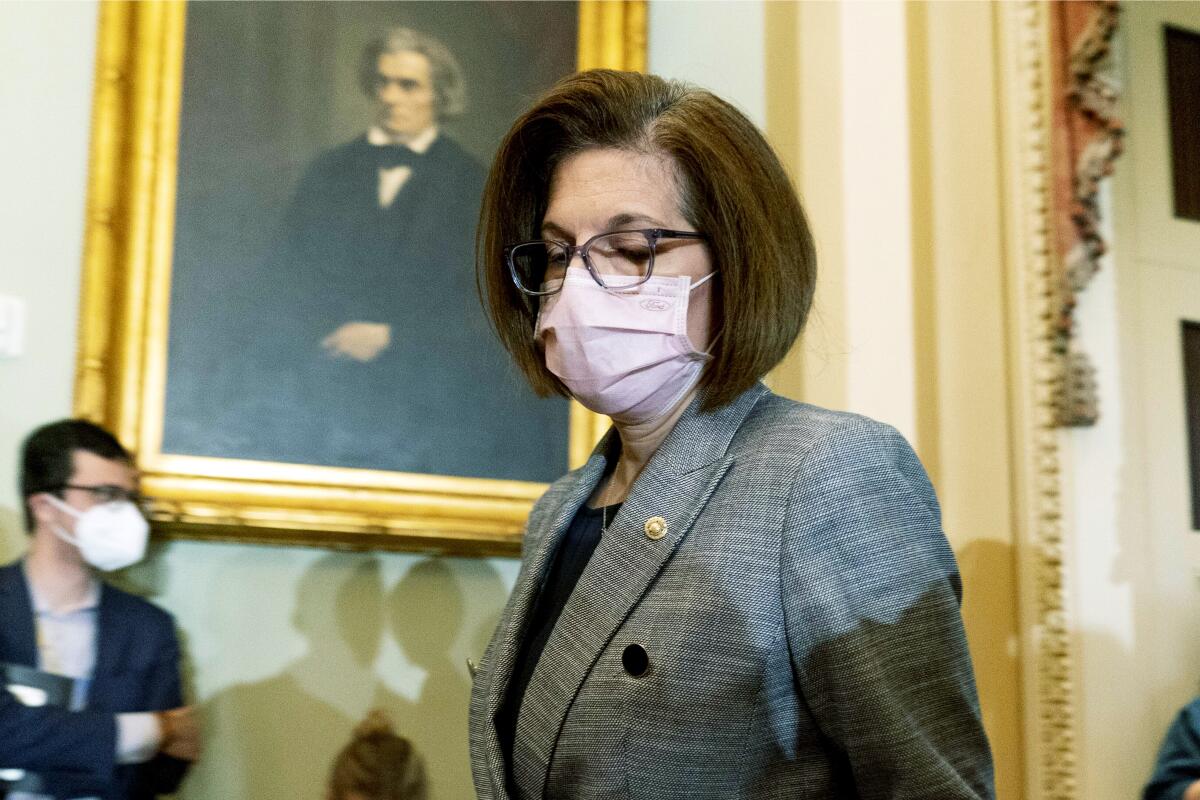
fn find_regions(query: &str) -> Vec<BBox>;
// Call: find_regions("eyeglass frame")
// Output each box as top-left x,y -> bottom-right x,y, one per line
504,228 -> 708,297
54,483 -> 146,509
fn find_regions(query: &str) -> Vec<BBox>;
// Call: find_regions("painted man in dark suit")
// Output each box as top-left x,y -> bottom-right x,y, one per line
1,420 -> 199,800
240,27 -> 565,479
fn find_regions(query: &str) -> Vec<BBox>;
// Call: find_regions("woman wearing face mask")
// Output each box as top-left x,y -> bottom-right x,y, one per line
467,70 -> 994,800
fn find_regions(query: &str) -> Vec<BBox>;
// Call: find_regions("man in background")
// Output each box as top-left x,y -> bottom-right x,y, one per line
1,419 -> 199,799
1144,698 -> 1200,800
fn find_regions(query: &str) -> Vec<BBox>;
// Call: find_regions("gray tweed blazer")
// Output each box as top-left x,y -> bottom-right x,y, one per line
468,383 -> 994,799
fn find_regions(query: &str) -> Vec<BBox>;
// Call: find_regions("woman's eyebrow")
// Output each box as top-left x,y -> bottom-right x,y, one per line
540,221 -> 571,239
606,212 -> 665,229
540,213 -> 667,240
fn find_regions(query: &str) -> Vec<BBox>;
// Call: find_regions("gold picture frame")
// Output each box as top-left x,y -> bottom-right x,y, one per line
74,0 -> 645,557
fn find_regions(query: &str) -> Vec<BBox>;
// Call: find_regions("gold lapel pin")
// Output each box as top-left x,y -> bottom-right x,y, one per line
644,516 -> 668,540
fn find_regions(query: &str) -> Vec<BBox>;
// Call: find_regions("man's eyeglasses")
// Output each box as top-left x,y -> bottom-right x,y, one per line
505,228 -> 707,297
57,484 -> 146,508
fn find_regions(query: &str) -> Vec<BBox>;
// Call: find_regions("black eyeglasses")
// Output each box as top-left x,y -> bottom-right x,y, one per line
505,228 -> 707,297
57,484 -> 146,507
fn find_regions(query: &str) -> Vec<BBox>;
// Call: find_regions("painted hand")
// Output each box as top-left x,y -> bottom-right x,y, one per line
322,322 -> 392,362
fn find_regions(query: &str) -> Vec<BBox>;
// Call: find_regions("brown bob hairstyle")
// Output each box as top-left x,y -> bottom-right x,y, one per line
477,69 -> 816,412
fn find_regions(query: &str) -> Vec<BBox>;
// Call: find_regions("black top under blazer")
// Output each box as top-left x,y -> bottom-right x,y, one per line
468,383 -> 995,800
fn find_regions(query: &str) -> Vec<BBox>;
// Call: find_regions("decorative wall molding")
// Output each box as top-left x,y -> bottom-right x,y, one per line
1000,2 -> 1080,797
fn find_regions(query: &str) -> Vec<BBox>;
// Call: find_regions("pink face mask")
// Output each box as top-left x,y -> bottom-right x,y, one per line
535,267 -> 716,425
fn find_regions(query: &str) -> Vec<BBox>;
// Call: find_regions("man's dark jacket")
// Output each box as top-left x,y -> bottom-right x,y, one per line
0,561 -> 188,799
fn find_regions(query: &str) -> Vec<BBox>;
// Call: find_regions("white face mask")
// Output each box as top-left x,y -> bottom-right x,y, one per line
45,495 -> 149,572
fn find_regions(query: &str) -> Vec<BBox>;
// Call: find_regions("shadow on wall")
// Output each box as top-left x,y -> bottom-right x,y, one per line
955,534 -> 1154,796
179,552 -> 507,800
954,537 -> 1022,799
387,559 -> 480,800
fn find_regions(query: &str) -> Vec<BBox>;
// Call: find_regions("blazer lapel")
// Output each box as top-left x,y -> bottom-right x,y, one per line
0,562 -> 39,668
88,584 -> 126,708
479,438 -> 613,795
510,384 -> 769,797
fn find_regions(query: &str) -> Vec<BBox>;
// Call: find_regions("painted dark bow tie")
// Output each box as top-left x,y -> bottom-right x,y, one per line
374,144 -> 423,170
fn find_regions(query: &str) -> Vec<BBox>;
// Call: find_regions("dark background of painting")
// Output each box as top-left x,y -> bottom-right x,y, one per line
163,2 -> 574,481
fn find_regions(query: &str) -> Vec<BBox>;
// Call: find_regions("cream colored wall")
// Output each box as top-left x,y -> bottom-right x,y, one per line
764,3 -> 1023,796
0,0 -> 96,553
764,1 -> 923,440
909,7 -> 1023,795
0,3 -> 768,800
649,0 -> 765,126
1071,2 -> 1200,796
761,2 -> 1200,798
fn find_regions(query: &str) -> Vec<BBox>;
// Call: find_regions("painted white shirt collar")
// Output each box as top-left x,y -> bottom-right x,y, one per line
366,124 -> 439,154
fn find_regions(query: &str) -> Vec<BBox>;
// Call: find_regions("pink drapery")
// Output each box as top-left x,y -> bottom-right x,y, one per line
1047,0 -> 1123,426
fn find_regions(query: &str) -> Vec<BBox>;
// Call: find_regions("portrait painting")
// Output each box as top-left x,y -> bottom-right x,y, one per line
165,2 -> 574,480
74,2 -> 645,553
